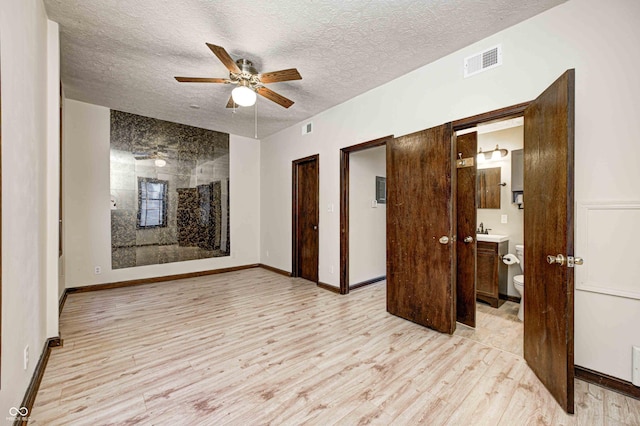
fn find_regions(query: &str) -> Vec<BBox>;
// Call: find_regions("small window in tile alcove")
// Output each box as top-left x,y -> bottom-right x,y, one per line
137,177 -> 168,229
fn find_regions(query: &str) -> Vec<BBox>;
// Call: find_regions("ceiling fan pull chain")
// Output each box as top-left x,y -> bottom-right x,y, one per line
254,98 -> 258,139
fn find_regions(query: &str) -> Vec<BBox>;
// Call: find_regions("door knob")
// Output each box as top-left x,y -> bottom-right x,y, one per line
568,256 -> 584,267
439,236 -> 449,244
313,225 -> 318,230
547,254 -> 584,267
463,236 -> 474,243
547,254 -> 566,266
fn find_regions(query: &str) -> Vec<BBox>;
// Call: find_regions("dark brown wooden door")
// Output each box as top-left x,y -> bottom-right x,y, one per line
523,69 -> 575,413
387,124 -> 456,334
293,155 -> 319,282
455,132 -> 477,327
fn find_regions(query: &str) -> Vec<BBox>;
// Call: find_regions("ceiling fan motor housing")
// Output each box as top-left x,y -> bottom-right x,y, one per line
236,58 -> 257,75
232,58 -> 261,89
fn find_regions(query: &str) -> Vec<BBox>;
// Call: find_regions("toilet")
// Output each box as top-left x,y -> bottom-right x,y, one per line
513,244 -> 525,321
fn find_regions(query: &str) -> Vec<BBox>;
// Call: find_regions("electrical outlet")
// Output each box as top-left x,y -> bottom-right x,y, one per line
633,346 -> 640,386
327,203 -> 334,213
330,265 -> 334,274
266,250 -> 270,258
94,266 -> 101,275
24,346 -> 29,370
501,214 -> 508,224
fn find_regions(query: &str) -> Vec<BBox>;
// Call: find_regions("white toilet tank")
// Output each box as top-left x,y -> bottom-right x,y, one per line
515,244 -> 524,271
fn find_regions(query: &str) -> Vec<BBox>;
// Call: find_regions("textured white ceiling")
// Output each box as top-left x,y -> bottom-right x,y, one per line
44,0 -> 566,138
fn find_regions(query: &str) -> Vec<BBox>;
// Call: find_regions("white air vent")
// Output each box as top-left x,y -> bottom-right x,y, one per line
302,122 -> 313,135
464,45 -> 502,78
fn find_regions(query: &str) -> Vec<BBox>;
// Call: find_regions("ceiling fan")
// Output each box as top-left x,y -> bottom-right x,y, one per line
175,43 -> 302,109
133,147 -> 169,161
133,147 -> 170,167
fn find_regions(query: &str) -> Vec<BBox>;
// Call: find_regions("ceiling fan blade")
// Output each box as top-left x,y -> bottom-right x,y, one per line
175,77 -> 231,83
206,43 -> 241,74
226,96 -> 236,109
259,68 -> 302,84
257,87 -> 294,108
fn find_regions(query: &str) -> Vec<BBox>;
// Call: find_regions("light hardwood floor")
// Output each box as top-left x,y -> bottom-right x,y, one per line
455,300 -> 524,358
31,269 -> 640,425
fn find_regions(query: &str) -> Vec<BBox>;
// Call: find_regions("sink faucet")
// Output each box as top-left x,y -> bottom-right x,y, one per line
477,223 -> 491,234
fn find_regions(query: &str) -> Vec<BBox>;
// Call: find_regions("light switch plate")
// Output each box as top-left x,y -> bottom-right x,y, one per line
501,214 -> 508,224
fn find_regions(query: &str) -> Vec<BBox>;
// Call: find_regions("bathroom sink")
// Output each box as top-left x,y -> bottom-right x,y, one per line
476,234 -> 509,243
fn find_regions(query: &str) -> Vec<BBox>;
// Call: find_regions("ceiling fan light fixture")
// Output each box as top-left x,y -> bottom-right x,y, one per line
231,84 -> 257,107
154,158 -> 167,168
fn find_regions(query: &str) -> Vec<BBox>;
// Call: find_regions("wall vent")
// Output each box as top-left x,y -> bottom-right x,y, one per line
464,45 -> 502,78
302,122 -> 313,135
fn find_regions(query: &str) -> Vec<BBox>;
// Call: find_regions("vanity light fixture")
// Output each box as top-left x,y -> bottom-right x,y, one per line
477,148 -> 486,163
478,144 -> 509,161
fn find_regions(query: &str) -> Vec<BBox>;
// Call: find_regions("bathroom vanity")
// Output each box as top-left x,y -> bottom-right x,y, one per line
476,235 -> 509,308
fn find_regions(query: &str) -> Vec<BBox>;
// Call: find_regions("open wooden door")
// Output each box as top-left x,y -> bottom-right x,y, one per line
523,69 -> 575,413
387,124 -> 456,334
455,132 -> 477,327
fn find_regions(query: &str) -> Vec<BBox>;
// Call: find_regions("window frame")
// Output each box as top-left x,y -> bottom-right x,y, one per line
137,177 -> 169,229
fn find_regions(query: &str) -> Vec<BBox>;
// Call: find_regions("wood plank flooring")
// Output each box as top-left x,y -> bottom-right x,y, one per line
31,269 -> 640,425
454,300 -> 524,357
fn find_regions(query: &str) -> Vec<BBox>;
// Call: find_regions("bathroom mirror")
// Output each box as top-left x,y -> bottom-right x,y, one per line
477,167 -> 501,209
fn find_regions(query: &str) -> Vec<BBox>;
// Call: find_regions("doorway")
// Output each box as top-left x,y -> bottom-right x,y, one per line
339,136 -> 392,294
386,69 -> 576,413
454,116 -> 525,357
292,154 -> 319,283
451,70 -> 576,412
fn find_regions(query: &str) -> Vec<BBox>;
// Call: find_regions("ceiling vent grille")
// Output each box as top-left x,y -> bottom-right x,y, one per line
301,122 -> 313,135
464,45 -> 502,78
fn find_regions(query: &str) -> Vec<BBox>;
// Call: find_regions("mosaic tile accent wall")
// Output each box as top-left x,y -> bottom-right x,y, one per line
110,110 -> 230,269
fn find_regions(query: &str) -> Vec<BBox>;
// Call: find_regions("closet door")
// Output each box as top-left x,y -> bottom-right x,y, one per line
292,155 -> 319,283
386,123 -> 456,334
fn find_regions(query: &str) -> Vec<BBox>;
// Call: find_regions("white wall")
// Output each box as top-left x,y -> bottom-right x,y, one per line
349,146 -> 386,285
260,0 -> 640,382
476,126 -> 524,297
63,99 -> 260,287
45,19 -> 60,338
59,90 -> 66,300
0,0 -> 59,416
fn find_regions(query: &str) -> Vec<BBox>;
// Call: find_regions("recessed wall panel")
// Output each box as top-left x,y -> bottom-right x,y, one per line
576,202 -> 640,300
